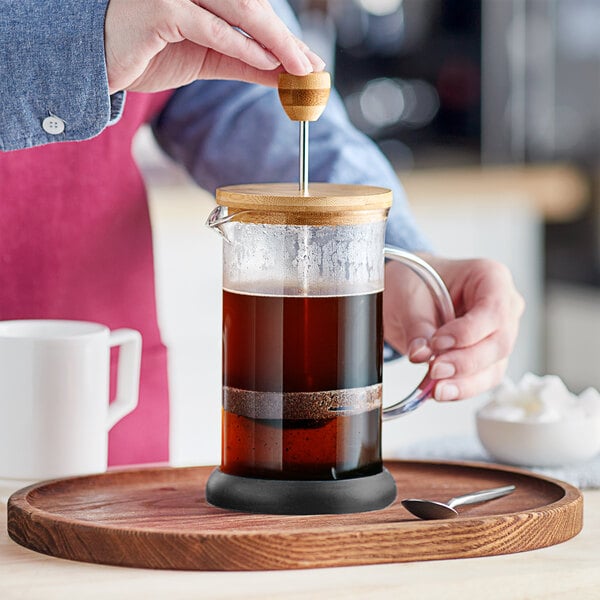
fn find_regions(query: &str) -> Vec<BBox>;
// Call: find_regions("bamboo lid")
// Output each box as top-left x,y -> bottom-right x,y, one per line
215,182 -> 392,225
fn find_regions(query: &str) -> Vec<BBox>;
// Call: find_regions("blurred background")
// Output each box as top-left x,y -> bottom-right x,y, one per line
135,0 -> 600,464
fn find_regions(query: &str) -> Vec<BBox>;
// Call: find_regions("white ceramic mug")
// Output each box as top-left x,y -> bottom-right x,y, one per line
0,320 -> 141,484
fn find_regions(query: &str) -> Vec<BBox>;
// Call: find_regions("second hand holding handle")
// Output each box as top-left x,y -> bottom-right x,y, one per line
278,72 -> 331,195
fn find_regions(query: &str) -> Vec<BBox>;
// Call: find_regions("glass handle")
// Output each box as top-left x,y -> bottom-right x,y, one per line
382,246 -> 456,420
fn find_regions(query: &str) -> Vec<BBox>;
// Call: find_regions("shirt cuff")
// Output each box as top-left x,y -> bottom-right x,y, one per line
109,92 -> 126,125
0,0 -> 119,151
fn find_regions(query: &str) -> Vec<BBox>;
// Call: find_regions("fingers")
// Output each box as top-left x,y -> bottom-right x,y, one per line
407,312 -> 518,400
195,50 -> 284,87
431,323 -> 517,375
405,256 -> 524,403
426,298 -> 521,402
191,0 -> 325,75
383,306 -> 436,361
430,300 -> 523,355
292,35 -> 327,71
434,303 -> 520,353
432,359 -> 508,402
426,296 -> 521,402
407,332 -> 435,363
383,260 -> 439,358
176,3 -> 286,72
107,0 -> 326,94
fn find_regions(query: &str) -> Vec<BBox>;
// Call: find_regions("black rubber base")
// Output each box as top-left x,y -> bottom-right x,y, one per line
205,468 -> 397,515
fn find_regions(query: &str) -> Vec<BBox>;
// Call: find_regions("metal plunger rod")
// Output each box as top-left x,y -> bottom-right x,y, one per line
299,120 -> 309,195
277,72 -> 331,195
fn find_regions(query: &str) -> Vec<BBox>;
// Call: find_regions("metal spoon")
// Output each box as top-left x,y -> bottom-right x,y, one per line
401,484 -> 516,520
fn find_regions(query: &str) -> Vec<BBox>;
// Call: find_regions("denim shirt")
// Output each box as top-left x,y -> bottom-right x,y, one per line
0,0 -> 431,252
0,0 -> 122,150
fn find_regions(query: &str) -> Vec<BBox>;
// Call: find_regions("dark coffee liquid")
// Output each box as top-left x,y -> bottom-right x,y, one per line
221,289 -> 383,480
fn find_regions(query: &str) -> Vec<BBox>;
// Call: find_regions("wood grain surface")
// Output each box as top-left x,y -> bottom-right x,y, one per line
7,460 -> 583,571
278,72 -> 331,122
216,182 -> 393,210
215,182 -> 392,225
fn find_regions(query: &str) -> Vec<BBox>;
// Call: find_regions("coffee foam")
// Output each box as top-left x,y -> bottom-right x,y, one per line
223,384 -> 382,421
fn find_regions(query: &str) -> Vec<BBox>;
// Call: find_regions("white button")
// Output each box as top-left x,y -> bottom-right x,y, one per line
42,115 -> 65,135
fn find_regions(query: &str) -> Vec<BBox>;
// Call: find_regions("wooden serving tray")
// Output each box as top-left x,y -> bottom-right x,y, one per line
7,460 -> 582,571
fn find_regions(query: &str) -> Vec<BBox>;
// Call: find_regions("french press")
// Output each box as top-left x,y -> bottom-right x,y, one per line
206,73 -> 455,514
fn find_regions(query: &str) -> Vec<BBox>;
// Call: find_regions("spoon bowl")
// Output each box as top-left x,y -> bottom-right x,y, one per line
401,484 -> 516,520
401,498 -> 459,520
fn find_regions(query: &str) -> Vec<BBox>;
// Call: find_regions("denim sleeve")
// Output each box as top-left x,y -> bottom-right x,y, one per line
152,2 -> 431,252
0,0 -> 124,151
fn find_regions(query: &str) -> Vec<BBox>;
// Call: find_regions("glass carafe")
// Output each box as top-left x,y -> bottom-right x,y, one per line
206,182 -> 454,514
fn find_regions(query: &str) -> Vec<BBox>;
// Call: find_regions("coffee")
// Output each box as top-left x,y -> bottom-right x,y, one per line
221,288 -> 383,480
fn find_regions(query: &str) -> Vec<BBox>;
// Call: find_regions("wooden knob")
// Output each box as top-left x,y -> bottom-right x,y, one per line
278,72 -> 331,122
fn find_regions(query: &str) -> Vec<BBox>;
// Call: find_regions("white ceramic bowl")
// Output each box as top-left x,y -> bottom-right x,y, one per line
476,412 -> 600,467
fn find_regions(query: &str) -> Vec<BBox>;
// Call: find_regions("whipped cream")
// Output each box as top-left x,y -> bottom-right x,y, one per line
478,373 -> 600,423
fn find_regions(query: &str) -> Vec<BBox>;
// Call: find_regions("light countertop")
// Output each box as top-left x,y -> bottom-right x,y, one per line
397,163 -> 589,222
1,488 -> 598,600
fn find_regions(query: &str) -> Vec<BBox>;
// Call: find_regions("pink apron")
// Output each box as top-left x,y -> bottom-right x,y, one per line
0,92 -> 174,466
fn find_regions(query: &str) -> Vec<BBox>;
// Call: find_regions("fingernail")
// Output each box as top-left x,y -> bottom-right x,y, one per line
264,52 -> 281,68
432,335 -> 456,351
305,49 -> 326,71
431,362 -> 456,380
435,383 -> 459,402
298,52 -> 314,74
408,338 -> 431,361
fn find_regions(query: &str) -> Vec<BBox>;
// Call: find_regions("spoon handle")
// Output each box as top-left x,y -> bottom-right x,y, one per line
447,485 -> 516,508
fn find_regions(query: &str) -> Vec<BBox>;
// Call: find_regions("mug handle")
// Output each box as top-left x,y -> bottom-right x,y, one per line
107,329 -> 142,430
382,246 -> 456,420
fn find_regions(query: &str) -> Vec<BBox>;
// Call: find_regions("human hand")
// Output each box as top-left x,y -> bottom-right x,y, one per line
104,0 -> 325,94
383,255 -> 525,402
